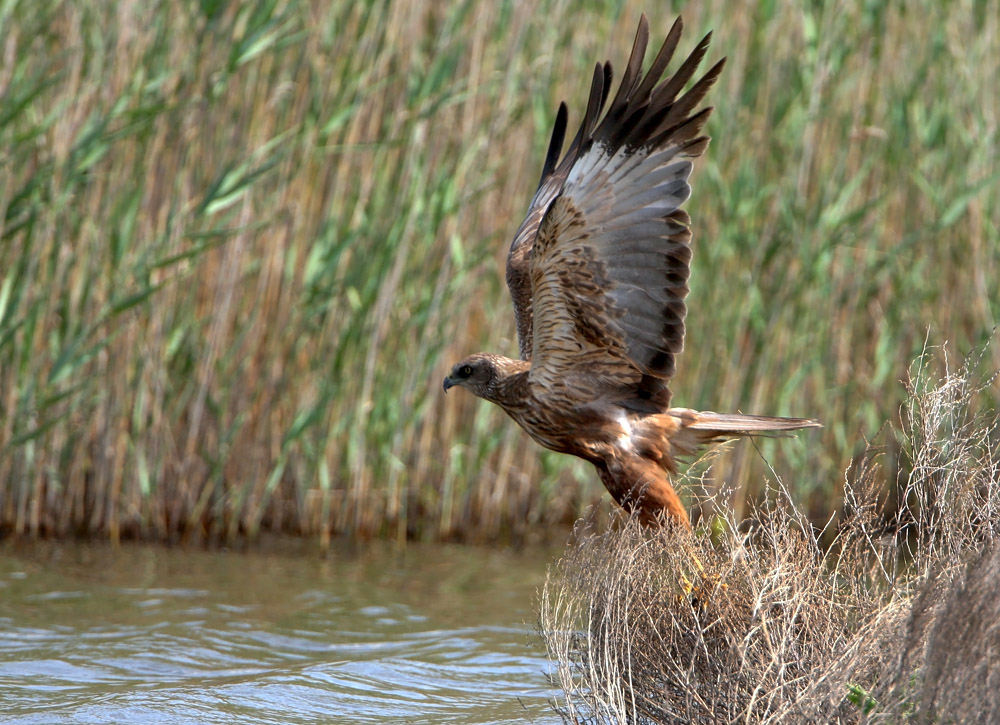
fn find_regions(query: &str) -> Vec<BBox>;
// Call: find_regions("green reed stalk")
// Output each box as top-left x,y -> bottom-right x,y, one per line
0,0 -> 997,543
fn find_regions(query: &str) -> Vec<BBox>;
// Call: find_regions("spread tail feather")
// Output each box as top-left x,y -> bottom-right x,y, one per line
686,411 -> 822,435
664,408 -> 821,453
640,408 -> 822,465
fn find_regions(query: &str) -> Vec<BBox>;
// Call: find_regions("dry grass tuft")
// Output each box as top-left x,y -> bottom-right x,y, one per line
892,543 -> 1000,723
540,351 -> 999,723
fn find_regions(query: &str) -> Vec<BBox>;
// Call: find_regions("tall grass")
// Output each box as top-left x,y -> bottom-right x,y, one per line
0,0 -> 997,543
540,352 -> 1000,722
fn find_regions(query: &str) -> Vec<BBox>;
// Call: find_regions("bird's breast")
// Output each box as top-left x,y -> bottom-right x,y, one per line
501,396 -> 633,463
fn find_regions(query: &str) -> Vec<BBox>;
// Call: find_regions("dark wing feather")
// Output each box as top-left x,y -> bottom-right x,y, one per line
507,60 -> 613,360
505,111 -> 566,360
520,15 -> 724,412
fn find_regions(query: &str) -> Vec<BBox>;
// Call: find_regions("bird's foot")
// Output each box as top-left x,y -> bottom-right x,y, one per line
678,552 -> 727,608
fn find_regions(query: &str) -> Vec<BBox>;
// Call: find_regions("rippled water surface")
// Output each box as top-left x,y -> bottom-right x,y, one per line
0,539 -> 562,723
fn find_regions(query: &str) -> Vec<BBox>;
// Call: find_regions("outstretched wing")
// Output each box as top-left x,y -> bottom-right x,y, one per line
522,15 -> 724,412
505,96 -> 572,361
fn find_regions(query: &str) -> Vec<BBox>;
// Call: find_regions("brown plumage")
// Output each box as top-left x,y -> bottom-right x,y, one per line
443,15 -> 819,528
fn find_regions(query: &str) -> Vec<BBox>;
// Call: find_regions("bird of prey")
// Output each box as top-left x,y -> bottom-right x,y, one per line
443,15 -> 819,528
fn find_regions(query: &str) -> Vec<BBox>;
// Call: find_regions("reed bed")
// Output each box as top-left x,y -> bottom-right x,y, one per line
0,0 -> 998,543
540,352 -> 1000,722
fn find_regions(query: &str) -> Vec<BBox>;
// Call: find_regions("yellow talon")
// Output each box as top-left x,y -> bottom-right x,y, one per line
677,546 -> 727,606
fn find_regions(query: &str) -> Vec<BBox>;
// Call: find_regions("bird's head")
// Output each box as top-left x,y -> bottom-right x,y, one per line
442,353 -> 509,402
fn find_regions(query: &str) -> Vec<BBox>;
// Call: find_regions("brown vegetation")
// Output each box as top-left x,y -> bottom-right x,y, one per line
540,353 -> 999,722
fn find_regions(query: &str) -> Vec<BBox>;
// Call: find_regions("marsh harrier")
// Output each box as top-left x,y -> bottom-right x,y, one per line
443,15 -> 819,527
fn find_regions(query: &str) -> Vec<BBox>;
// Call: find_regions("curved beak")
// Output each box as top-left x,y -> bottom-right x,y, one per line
442,375 -> 455,393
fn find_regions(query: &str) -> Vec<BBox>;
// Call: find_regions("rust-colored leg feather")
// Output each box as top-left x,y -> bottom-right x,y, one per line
596,457 -> 691,528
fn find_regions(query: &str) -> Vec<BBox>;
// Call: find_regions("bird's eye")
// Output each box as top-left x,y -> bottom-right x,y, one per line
461,365 -> 473,377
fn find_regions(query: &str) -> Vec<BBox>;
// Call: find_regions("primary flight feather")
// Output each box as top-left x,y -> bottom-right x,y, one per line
443,15 -> 819,527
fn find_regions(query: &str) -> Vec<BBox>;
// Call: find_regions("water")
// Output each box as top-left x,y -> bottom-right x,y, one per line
0,539 -> 563,723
